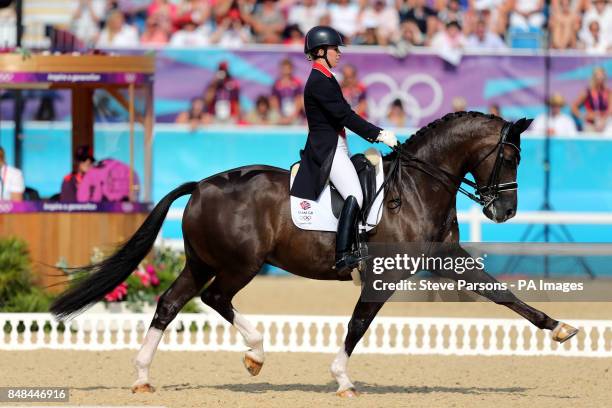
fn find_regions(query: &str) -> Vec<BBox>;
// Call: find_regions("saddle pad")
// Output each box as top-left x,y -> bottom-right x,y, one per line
289,148 -> 385,232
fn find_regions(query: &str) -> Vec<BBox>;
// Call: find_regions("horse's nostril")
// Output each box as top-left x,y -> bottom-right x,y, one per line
506,208 -> 515,217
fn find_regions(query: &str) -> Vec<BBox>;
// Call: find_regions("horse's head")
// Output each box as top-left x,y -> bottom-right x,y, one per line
470,117 -> 532,223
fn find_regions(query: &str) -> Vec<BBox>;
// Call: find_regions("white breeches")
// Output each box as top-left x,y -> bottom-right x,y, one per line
328,136 -> 363,208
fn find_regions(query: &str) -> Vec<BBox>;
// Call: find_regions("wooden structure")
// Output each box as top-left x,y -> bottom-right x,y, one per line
0,54 -> 156,292
0,53 -> 155,200
0,210 -> 149,292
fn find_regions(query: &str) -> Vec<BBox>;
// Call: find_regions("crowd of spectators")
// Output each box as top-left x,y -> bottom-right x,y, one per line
61,0 -> 611,52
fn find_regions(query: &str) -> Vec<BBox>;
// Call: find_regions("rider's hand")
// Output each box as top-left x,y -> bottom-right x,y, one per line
377,129 -> 398,148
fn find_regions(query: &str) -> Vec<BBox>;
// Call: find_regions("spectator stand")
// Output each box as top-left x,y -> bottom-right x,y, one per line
0,53 -> 156,291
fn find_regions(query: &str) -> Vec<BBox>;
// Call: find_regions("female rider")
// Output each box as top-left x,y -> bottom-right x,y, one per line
290,26 -> 398,275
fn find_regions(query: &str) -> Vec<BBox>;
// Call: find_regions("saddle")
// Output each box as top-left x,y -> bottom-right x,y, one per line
289,147 -> 384,232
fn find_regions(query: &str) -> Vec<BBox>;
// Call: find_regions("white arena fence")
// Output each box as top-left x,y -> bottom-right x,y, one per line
158,208 -> 612,250
1,313 -> 611,358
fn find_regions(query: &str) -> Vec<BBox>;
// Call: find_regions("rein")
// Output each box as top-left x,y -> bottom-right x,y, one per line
366,122 -> 519,219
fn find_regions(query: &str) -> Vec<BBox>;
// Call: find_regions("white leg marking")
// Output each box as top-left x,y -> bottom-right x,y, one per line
330,348 -> 355,392
233,310 -> 264,363
133,327 -> 163,386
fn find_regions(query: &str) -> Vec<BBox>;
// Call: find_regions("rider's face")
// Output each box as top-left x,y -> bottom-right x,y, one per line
326,46 -> 341,68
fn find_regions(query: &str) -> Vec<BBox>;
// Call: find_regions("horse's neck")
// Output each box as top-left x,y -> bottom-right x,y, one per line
392,132 -> 476,238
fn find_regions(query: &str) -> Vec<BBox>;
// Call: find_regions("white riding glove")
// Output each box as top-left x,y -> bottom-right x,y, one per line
377,129 -> 398,148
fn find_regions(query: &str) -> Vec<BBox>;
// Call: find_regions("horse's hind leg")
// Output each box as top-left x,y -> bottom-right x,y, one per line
132,264 -> 212,393
200,268 -> 264,376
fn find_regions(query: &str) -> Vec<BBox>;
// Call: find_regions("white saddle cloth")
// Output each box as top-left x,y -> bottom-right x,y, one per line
289,148 -> 385,232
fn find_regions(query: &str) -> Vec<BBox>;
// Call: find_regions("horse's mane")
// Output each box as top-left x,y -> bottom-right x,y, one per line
383,111 -> 504,161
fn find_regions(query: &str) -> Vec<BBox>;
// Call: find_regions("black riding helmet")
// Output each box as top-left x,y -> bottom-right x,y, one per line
304,26 -> 344,68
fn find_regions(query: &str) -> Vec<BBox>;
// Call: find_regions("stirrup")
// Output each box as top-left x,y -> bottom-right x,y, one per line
333,252 -> 370,275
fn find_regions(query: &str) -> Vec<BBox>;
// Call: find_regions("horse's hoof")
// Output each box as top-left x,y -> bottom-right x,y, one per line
131,383 -> 155,393
243,354 -> 263,376
552,322 -> 579,343
337,387 -> 359,398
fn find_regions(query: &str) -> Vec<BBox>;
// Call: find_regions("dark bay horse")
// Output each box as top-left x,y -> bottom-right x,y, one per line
51,111 -> 578,397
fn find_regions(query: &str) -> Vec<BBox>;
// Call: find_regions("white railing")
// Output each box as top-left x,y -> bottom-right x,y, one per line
159,207 -> 612,249
460,206 -> 612,242
1,313 -> 610,357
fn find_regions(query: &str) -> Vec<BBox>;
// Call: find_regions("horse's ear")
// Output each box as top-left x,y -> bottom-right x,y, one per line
513,118 -> 533,134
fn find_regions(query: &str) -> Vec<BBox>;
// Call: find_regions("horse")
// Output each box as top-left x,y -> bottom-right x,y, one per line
50,111 -> 578,397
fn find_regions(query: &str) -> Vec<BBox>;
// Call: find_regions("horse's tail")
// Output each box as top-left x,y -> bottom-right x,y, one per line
50,181 -> 198,320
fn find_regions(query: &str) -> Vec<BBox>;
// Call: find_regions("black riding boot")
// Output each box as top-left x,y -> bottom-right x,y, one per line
334,195 -> 361,276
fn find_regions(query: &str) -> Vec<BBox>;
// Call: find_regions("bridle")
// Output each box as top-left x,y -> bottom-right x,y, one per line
372,122 -> 520,216
456,122 -> 520,208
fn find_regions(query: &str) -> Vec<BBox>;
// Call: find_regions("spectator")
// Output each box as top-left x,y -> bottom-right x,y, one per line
392,19 -> 425,57
468,0 -> 509,36
580,0 -> 612,45
358,0 -> 401,45
288,0 -> 326,35
203,61 -> 241,123
147,0 -> 177,34
329,0 -> 360,39
401,0 -> 438,40
466,18 -> 507,49
175,0 -> 211,26
340,64 -> 369,118
175,97 -> 212,130
531,93 -> 577,136
270,58 -> 304,125
452,96 -> 467,112
580,20 -> 611,54
283,24 -> 305,46
508,0 -> 545,31
382,98 -> 412,127
571,66 -> 611,132
209,9 -> 253,47
549,0 -> 580,49
437,0 -> 465,27
60,145 -> 94,203
245,95 -> 281,125
488,103 -> 501,117
353,19 -> 382,45
140,14 -> 170,45
169,17 -> 211,47
0,146 -> 24,201
96,9 -> 139,48
430,21 -> 466,54
250,0 -> 286,44
70,0 -> 105,45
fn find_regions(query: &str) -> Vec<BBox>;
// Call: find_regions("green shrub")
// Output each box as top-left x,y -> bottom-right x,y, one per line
0,237 -> 52,312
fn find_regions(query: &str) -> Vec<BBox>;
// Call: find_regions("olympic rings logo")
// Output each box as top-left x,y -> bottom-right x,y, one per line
362,73 -> 443,125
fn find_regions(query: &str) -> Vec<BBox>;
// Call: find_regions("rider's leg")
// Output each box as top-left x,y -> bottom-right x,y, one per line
329,137 -> 363,274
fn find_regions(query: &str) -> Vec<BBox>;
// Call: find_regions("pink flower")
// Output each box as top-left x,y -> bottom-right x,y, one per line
146,265 -> 155,275
105,282 -> 128,302
135,267 -> 151,287
145,264 -> 160,287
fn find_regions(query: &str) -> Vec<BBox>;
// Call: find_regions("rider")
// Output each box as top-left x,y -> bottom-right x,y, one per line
290,25 -> 398,275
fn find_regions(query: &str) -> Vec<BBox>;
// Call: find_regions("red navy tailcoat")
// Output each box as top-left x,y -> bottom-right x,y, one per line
290,62 -> 382,201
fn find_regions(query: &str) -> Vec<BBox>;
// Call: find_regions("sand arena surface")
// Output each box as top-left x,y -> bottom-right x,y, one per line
2,276 -> 612,407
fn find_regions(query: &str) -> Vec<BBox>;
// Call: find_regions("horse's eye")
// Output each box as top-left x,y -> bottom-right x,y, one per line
503,157 -> 517,167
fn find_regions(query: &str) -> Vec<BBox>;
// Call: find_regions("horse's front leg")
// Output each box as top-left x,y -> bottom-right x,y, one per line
332,298 -> 386,397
